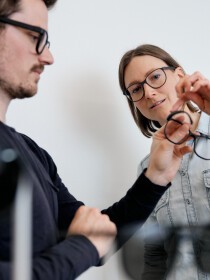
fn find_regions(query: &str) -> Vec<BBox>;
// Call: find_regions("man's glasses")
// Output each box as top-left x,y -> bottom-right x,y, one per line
164,110 -> 210,160
0,17 -> 50,55
120,223 -> 210,280
124,66 -> 175,102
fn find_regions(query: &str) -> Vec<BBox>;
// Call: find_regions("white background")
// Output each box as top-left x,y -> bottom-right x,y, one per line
7,0 -> 210,279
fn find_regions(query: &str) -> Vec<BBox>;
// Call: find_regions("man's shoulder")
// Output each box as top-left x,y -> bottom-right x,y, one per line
19,132 -> 40,149
19,133 -> 53,169
0,123 -> 56,173
0,122 -> 38,147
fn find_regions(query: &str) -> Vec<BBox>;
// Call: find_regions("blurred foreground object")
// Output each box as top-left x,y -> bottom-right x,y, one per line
120,223 -> 210,279
0,148 -> 32,280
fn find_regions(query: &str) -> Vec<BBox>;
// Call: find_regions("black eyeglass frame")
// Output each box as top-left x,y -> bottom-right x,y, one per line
123,66 -> 176,102
0,16 -> 50,55
164,110 -> 210,160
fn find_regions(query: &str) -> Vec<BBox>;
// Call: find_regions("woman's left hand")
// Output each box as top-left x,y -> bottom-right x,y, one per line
172,71 -> 210,115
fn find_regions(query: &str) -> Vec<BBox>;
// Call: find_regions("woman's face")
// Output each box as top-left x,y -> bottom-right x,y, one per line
124,55 -> 184,125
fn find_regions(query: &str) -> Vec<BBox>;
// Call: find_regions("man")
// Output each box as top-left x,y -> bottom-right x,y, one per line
0,0 -> 192,279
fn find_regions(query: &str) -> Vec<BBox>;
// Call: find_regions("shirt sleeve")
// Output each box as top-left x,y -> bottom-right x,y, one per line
0,236 -> 100,280
102,170 -> 170,247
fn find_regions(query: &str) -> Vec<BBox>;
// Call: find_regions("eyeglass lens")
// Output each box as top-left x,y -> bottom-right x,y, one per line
37,31 -> 48,54
164,111 -> 192,144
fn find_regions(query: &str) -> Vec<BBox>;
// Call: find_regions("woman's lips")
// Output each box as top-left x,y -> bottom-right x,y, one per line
150,99 -> 166,109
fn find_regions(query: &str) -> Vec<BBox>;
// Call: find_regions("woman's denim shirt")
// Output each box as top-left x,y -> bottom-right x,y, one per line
138,112 -> 210,280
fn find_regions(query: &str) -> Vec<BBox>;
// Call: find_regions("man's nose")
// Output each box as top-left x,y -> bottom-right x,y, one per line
38,47 -> 54,65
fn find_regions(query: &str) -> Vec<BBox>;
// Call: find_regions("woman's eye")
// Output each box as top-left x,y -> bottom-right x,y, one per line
152,73 -> 161,80
132,85 -> 142,94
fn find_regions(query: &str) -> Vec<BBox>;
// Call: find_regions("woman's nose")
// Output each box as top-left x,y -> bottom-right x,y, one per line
144,83 -> 156,99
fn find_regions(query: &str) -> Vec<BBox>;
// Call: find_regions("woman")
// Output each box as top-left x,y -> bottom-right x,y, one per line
118,44 -> 210,279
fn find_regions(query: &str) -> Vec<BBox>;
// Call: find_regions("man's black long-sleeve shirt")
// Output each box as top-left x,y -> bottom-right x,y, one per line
0,122 -> 169,279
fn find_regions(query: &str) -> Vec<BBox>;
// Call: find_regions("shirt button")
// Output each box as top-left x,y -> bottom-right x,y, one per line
186,199 -> 191,204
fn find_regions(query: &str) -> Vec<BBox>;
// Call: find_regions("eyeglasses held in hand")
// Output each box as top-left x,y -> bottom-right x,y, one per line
120,223 -> 210,280
0,17 -> 50,55
164,110 -> 210,160
124,66 -> 175,102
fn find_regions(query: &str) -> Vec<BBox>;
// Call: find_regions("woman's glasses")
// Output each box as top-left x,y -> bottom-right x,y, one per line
164,110 -> 210,160
124,66 -> 175,102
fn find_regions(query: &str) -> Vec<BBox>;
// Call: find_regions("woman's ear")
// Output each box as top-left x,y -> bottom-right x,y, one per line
175,67 -> 185,78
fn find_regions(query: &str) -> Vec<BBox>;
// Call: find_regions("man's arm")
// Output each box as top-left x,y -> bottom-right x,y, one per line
0,235 -> 99,280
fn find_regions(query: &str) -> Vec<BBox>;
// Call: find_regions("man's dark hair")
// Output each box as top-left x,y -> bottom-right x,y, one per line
0,0 -> 57,17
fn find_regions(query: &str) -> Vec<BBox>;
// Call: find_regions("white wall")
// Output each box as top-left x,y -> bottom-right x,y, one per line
6,0 -> 210,279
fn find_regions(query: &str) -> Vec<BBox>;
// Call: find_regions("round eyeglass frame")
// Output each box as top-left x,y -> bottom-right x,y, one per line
164,110 -> 210,160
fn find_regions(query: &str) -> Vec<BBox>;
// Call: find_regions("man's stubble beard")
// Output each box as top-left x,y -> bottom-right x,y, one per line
0,78 -> 37,99
0,32 -> 37,99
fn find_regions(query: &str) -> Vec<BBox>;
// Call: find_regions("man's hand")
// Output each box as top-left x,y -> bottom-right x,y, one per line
172,71 -> 210,115
145,121 -> 192,186
67,206 -> 117,258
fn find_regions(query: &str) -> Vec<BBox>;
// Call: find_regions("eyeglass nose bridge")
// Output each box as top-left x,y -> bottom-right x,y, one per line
135,78 -> 156,100
143,79 -> 159,98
